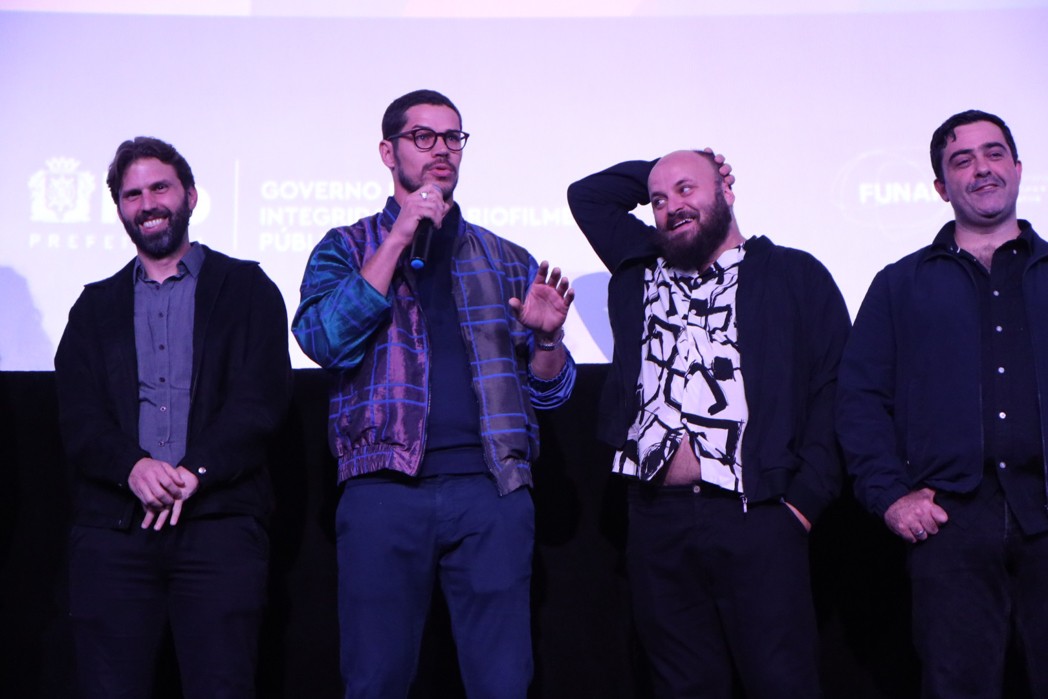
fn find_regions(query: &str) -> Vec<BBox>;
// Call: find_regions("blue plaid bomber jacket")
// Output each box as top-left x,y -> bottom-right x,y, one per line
292,199 -> 576,495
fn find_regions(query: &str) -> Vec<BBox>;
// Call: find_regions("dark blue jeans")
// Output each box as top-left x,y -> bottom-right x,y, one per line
909,480 -> 1048,699
68,516 -> 269,699
626,483 -> 821,699
335,473 -> 534,699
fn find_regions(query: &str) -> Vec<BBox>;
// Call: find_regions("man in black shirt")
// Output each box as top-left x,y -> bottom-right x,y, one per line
838,110 -> 1048,698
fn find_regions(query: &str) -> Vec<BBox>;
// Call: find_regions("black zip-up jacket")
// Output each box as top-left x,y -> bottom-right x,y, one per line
568,160 -> 850,523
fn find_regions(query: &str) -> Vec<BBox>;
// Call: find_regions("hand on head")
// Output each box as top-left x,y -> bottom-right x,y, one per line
703,147 -> 735,188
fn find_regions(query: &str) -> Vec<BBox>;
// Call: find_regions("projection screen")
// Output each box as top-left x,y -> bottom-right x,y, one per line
1,0 -> 1046,369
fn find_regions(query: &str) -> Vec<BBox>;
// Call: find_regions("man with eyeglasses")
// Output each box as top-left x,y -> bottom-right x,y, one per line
293,89 -> 576,698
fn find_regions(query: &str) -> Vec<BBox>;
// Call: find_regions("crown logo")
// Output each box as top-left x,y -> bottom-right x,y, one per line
45,157 -> 80,175
28,156 -> 95,223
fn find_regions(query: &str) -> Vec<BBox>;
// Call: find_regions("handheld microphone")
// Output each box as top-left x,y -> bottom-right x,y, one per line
408,219 -> 433,270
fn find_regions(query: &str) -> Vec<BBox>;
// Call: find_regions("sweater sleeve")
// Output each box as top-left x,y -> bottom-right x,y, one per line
54,290 -> 149,488
836,269 -> 912,517
782,254 -> 853,523
567,160 -> 659,272
527,355 -> 577,409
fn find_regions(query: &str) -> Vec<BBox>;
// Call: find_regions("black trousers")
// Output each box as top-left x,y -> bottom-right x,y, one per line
626,483 -> 820,699
67,515 -> 269,699
909,479 -> 1048,699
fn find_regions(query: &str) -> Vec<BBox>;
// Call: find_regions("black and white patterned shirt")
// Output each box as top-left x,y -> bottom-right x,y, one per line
614,245 -> 748,491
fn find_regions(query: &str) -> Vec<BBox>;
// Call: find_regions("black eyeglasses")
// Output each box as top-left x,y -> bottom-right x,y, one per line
387,128 -> 470,152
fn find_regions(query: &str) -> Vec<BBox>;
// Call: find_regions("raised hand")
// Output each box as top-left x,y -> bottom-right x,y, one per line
508,261 -> 574,335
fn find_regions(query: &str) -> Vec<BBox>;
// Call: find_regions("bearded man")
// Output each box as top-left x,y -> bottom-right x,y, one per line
568,150 -> 850,698
293,90 -> 575,699
54,136 -> 292,699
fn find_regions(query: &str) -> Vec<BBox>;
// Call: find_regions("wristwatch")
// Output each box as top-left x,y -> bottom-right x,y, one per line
534,328 -> 564,351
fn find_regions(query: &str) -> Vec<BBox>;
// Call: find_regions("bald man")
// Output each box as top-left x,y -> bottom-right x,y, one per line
568,151 -> 850,698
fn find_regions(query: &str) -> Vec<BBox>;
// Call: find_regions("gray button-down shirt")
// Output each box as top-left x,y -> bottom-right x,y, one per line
133,243 -> 205,467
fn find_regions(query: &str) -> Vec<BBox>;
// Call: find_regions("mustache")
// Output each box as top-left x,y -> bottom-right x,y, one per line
134,207 -> 171,225
667,207 -> 700,228
968,174 -> 1005,192
424,158 -> 456,174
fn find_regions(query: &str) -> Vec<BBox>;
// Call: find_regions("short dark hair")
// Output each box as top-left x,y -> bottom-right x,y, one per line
930,110 -> 1018,181
106,137 -> 195,204
381,89 -> 461,139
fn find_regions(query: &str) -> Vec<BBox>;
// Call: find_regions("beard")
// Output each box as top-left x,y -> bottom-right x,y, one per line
653,187 -> 733,271
121,193 -> 193,260
394,146 -> 457,201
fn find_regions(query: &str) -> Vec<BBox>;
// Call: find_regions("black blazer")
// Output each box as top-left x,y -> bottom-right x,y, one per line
55,245 -> 292,529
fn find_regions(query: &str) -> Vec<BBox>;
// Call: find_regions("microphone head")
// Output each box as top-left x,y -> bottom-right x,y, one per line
410,258 -> 425,270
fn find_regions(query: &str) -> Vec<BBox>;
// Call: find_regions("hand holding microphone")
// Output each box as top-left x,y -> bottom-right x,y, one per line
396,186 -> 448,270
409,190 -> 435,270
362,186 -> 449,297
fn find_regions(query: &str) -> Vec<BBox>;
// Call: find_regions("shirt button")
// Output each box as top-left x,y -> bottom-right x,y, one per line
998,367 -> 1006,374
996,325 -> 1004,333
159,344 -> 166,350
999,461 -> 1007,469
692,484 -> 701,494
999,411 -> 1007,420
993,290 -> 1000,297
197,467 -> 208,475
158,440 -> 166,447
160,406 -> 167,412
159,377 -> 166,383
